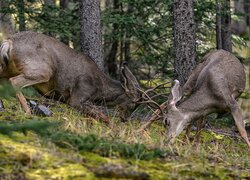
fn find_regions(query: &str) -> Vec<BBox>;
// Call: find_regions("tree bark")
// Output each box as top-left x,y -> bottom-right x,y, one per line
60,0 -> 68,10
60,0 -> 69,45
0,0 -> 15,39
173,0 -> 196,85
216,0 -> 232,52
244,1 -> 250,38
103,0 -> 118,76
79,0 -> 104,71
221,0 -> 232,52
124,40 -> 131,63
232,0 -> 247,35
216,1 -> 222,49
124,2 -> 133,63
17,0 -> 26,31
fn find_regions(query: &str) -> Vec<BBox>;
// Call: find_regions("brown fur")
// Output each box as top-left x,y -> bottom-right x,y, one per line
0,31 -> 141,123
165,50 -> 250,147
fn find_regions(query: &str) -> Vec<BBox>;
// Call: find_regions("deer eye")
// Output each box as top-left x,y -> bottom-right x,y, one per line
163,118 -> 170,127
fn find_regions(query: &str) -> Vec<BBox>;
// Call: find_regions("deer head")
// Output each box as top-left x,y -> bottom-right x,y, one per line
163,80 -> 190,143
118,63 -> 141,121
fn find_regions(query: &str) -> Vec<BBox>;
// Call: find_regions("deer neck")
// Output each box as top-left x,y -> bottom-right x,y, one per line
178,91 -> 215,121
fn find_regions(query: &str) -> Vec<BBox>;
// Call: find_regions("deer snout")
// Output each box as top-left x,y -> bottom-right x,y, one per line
165,119 -> 187,144
165,132 -> 177,145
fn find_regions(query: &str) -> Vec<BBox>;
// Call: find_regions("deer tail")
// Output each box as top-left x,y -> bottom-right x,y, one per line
0,40 -> 13,68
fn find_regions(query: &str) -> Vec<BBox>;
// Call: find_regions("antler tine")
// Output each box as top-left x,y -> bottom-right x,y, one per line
150,92 -> 170,100
136,87 -> 165,120
137,101 -> 168,133
144,82 -> 171,95
135,82 -> 170,133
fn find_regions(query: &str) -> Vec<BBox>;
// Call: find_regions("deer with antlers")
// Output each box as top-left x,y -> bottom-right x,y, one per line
139,50 -> 250,147
0,31 -> 141,124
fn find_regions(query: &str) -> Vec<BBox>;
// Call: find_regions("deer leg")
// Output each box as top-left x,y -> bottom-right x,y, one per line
185,124 -> 193,140
193,118 -> 206,142
9,74 -> 50,114
228,100 -> 250,148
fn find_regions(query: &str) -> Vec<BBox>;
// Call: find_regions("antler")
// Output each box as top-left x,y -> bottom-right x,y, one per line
137,101 -> 168,132
135,82 -> 170,132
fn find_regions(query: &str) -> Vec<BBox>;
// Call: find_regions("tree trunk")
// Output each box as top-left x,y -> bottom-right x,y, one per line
60,0 -> 68,9
106,41 -> 118,77
103,0 -> 118,76
79,0 -> 104,71
221,0 -> 232,52
244,1 -> 250,38
0,0 -> 15,39
119,1 -> 124,69
124,2 -> 133,63
17,0 -> 26,31
216,1 -> 222,49
124,40 -> 131,63
60,0 -> 69,45
173,0 -> 196,85
232,0 -> 247,35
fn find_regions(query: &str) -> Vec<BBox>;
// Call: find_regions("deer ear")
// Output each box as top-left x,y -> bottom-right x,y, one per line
169,80 -> 182,106
120,63 -> 140,96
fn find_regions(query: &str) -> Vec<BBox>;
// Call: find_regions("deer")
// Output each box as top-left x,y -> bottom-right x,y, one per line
163,49 -> 250,148
0,31 -> 141,124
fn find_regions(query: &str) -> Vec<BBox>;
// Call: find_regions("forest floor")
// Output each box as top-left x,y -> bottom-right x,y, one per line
0,95 -> 249,180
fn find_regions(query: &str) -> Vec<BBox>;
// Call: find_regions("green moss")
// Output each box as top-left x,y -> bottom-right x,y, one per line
0,98 -> 249,179
0,134 -> 95,179
27,164 -> 94,180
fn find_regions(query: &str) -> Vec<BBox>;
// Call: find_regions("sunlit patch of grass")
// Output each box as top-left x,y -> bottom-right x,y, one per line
0,133 -> 94,179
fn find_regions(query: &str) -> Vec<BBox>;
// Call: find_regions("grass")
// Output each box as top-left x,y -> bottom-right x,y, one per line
0,96 -> 249,179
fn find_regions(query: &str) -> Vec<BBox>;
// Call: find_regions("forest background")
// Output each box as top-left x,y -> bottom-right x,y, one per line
0,0 -> 249,179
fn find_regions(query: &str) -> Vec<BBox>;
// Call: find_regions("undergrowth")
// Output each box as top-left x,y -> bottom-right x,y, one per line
0,120 -> 169,161
0,96 -> 249,179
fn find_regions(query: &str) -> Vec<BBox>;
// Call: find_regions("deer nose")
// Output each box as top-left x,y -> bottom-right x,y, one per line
165,132 -> 176,145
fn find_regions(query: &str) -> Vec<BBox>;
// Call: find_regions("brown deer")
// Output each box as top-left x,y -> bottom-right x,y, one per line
0,31 -> 141,123
164,50 -> 250,147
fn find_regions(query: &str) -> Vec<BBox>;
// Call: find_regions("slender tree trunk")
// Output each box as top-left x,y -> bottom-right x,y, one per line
79,0 -> 104,71
124,40 -> 131,63
17,0 -> 26,31
120,39 -> 124,68
232,0 -> 247,35
244,1 -> 250,38
216,1 -> 222,49
60,0 -> 68,8
104,0 -> 118,76
221,0 -> 232,52
124,3 -> 133,63
216,0 -> 232,52
119,1 -> 124,69
106,41 -> 118,77
60,0 -> 69,45
0,0 -> 15,38
173,0 -> 196,85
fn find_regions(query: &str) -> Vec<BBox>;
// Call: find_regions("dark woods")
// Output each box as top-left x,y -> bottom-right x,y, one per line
0,0 -> 249,81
